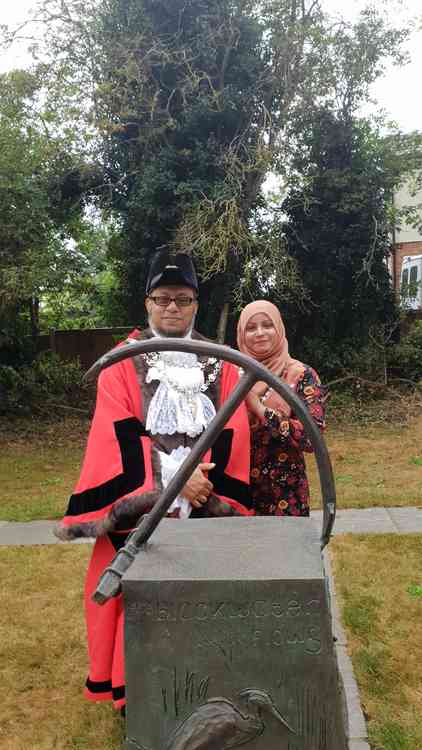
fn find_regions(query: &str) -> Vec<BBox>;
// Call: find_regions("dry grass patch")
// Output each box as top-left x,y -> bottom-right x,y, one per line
0,544 -> 124,750
307,414 -> 422,509
331,534 -> 422,750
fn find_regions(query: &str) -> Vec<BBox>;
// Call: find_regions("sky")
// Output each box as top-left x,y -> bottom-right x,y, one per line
0,0 -> 421,133
322,0 -> 422,133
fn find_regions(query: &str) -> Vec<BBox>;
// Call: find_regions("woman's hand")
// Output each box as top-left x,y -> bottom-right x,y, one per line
182,463 -> 215,508
246,391 -> 266,420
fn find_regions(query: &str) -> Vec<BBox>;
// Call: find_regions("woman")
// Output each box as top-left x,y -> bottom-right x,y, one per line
237,300 -> 325,517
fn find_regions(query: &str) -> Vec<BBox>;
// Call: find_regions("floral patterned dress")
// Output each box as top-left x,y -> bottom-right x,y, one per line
250,366 -> 325,516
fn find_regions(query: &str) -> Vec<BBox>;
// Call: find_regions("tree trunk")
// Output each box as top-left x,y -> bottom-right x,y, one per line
29,297 -> 40,340
216,302 -> 230,343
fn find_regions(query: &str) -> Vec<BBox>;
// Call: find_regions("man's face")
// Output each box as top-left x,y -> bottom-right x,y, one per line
145,285 -> 198,337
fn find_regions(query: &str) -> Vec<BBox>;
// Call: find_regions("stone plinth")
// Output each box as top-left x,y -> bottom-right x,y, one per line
123,517 -> 347,750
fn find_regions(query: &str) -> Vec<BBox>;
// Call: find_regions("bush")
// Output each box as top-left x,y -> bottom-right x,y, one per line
297,336 -> 389,382
0,319 -> 37,367
299,322 -> 422,385
388,321 -> 422,382
31,352 -> 85,397
0,352 -> 90,416
0,365 -> 25,413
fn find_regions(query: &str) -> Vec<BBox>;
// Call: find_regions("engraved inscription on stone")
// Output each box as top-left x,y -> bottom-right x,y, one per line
126,595 -> 323,659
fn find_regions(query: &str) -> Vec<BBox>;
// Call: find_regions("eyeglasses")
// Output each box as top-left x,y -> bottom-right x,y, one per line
148,295 -> 197,308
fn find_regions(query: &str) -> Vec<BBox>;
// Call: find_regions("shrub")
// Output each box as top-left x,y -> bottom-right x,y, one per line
0,365 -> 26,413
388,321 -> 422,382
0,353 -> 90,416
32,352 -> 85,397
301,322 -> 422,385
297,336 -> 390,382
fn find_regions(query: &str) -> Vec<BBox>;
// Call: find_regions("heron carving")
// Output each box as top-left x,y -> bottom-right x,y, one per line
164,688 -> 295,750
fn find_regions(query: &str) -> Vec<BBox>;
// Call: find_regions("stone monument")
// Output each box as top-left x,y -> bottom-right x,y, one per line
123,517 -> 347,750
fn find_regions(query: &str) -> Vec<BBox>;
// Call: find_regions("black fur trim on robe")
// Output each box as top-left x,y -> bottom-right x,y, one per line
65,417 -> 148,518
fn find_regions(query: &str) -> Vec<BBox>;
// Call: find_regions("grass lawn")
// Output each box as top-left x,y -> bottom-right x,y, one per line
0,544 -> 124,750
331,534 -> 422,750
1,414 -> 422,521
0,417 -> 89,522
0,536 -> 420,749
307,414 -> 422,509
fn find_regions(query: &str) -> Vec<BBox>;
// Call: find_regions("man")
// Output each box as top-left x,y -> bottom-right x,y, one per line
55,251 -> 251,711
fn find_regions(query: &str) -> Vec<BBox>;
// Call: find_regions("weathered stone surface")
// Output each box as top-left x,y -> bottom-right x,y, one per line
123,517 -> 347,750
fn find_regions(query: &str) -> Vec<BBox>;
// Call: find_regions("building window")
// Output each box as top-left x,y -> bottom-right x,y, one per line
401,267 -> 409,297
409,265 -> 418,298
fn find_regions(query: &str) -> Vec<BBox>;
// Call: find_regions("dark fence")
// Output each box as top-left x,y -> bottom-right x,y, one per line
37,327 -> 134,370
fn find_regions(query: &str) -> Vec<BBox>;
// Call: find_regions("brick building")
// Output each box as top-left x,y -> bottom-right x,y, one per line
391,181 -> 422,299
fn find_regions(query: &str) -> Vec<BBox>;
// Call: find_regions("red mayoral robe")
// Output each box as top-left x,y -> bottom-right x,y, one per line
56,329 -> 251,709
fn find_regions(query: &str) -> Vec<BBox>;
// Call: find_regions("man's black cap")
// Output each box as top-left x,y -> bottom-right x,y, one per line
146,251 -> 199,295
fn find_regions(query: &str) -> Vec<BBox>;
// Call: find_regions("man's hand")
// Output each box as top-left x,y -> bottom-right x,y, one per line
182,463 -> 215,508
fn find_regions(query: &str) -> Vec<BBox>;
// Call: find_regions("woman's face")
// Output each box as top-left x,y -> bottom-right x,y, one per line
244,312 -> 278,357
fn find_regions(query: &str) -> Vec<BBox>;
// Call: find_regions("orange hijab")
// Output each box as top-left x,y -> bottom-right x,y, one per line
237,300 -> 305,416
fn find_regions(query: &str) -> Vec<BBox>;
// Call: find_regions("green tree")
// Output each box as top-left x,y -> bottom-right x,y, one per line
3,0 -> 412,343
22,0 -> 334,337
0,68 -> 105,361
0,69 -> 63,359
40,217 -> 126,330
91,0 -> 331,337
280,111 -> 422,374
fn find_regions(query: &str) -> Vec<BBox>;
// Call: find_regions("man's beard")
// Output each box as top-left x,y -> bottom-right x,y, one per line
156,328 -> 185,338
149,314 -> 196,338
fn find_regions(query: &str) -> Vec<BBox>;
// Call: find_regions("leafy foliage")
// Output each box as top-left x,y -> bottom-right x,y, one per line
280,112 -> 405,371
18,0 -> 339,336
2,0 -> 420,361
0,353 -> 87,415
89,0 -> 303,330
0,67 -> 103,355
388,321 -> 422,382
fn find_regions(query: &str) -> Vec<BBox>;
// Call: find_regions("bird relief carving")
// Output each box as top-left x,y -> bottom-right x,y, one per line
164,689 -> 295,750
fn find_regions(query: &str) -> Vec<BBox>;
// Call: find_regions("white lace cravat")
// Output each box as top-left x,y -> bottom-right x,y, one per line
145,350 -> 216,437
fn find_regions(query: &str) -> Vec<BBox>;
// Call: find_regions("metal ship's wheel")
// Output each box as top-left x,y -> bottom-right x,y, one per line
85,338 -> 336,604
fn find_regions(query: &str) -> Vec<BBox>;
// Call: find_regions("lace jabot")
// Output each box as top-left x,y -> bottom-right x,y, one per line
143,350 -> 219,438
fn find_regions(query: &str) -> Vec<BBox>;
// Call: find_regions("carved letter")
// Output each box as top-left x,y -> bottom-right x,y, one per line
141,602 -> 153,618
305,626 -> 322,655
212,602 -> 226,618
180,603 -> 194,620
253,600 -> 268,618
286,626 -> 305,645
253,630 -> 262,645
157,602 -> 169,621
238,602 -> 250,618
272,602 -> 285,618
272,629 -> 283,646
287,600 -> 302,618
196,603 -> 209,621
